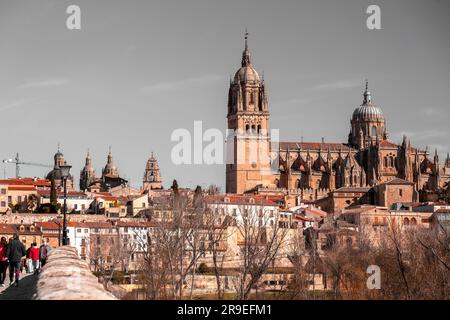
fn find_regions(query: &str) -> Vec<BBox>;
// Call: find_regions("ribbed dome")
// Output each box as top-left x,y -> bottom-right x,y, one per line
352,81 -> 384,121
352,103 -> 384,120
234,65 -> 260,83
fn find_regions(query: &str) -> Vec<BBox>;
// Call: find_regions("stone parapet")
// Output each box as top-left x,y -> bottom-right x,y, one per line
34,246 -> 117,300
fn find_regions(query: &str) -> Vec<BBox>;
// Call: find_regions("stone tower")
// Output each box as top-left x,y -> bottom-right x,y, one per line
143,152 -> 162,191
79,150 -> 96,191
102,147 -> 119,178
226,31 -> 273,194
349,81 -> 386,149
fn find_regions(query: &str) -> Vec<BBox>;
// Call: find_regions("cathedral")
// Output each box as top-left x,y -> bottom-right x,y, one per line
46,147 -> 75,191
79,148 -> 128,192
226,33 -> 450,199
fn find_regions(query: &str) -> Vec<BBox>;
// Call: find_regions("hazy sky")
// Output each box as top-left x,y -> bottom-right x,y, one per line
0,0 -> 449,190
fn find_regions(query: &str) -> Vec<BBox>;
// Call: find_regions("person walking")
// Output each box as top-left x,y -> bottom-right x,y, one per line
0,237 -> 8,287
30,242 -> 40,274
5,234 -> 26,287
26,244 -> 33,273
39,240 -> 51,267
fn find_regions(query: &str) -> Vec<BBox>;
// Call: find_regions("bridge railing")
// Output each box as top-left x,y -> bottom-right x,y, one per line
34,246 -> 117,300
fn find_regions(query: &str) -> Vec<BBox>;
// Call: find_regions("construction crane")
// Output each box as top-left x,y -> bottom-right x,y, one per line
2,153 -> 53,178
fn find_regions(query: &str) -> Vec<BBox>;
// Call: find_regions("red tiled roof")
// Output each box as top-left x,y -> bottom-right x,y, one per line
97,196 -> 118,201
0,178 -> 50,187
8,185 -> 37,191
0,224 -> 17,235
36,221 -> 60,231
435,209 -> 450,213
378,140 -> 398,148
304,207 -> 328,217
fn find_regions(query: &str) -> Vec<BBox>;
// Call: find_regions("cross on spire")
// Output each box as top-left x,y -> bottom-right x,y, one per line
241,29 -> 251,67
363,79 -> 372,104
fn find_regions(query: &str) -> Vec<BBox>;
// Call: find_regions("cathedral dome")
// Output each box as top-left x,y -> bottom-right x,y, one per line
234,65 -> 260,83
352,81 -> 384,121
352,104 -> 383,120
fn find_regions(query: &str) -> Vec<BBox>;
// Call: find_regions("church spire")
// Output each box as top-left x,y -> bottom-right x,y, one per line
363,79 -> 372,104
85,149 -> 92,166
241,29 -> 251,67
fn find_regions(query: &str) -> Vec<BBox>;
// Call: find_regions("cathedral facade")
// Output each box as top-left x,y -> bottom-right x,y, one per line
226,35 -> 450,197
79,148 -> 128,192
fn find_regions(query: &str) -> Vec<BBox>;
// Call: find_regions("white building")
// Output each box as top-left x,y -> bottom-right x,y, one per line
205,194 -> 280,227
38,190 -> 93,213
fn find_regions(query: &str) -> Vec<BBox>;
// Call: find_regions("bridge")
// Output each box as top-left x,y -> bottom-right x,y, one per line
0,246 -> 116,300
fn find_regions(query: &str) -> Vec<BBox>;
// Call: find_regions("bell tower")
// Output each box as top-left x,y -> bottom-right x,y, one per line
226,31 -> 272,194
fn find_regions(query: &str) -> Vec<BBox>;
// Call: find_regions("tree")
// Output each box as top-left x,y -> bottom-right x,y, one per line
233,205 -> 289,300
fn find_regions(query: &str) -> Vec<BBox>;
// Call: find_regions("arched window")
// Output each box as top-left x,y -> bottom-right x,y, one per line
245,124 -> 250,133
390,156 -> 395,167
404,217 -> 410,225
372,126 -> 377,137
257,125 -> 261,134
384,157 -> 388,167
251,125 -> 256,133
411,217 -> 417,225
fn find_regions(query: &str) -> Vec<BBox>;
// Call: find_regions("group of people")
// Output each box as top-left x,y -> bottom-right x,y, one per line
0,234 -> 51,288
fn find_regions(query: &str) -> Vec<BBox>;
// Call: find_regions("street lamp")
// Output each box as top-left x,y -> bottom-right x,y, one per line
59,162 -> 72,246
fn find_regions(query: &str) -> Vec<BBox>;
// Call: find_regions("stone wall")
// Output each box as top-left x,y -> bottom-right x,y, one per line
34,246 -> 117,300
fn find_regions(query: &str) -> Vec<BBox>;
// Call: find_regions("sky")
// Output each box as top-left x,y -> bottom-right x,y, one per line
0,0 -> 449,190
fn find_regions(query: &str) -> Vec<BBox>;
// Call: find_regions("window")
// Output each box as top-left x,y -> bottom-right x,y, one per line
399,189 -> 403,197
82,204 -> 85,210
17,196 -> 22,203
7,196 -> 12,204
371,126 -> 377,137
0,189 -> 5,195
77,228 -> 81,233
142,202 -> 146,208
74,204 -> 78,210
0,201 -> 5,207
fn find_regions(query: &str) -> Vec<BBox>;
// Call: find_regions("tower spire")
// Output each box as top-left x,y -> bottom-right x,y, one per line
241,29 -> 251,67
363,79 -> 372,104
245,28 -> 248,50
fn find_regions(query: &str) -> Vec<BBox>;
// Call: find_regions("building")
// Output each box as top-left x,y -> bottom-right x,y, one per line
38,190 -> 92,213
0,178 -> 50,213
0,223 -> 43,247
143,153 -> 163,191
45,148 -> 75,191
67,221 -> 92,260
225,33 -> 450,197
79,148 -> 128,192
36,221 -> 61,247
205,194 -> 280,227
